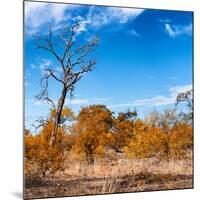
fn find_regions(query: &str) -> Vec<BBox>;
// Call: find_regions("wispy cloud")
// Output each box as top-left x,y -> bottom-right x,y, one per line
106,7 -> 144,24
92,97 -> 111,102
26,98 -> 89,106
108,84 -> 192,108
27,96 -> 112,107
25,2 -> 144,37
85,6 -> 144,28
169,84 -> 192,97
126,29 -> 140,37
39,59 -> 52,70
25,1 -> 75,35
164,23 -> 192,38
66,98 -> 89,105
33,59 -> 63,78
157,19 -> 171,23
71,6 -> 144,36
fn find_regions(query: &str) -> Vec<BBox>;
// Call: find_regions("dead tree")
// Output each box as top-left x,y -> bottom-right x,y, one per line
34,24 -> 99,145
176,89 -> 193,124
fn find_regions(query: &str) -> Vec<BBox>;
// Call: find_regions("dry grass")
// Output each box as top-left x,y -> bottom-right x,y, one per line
25,156 -> 193,199
57,157 -> 192,180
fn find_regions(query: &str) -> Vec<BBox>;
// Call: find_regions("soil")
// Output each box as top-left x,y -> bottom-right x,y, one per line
24,173 -> 193,199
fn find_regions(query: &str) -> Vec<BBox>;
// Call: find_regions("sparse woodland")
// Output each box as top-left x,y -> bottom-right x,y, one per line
25,98 -> 193,175
25,90 -> 193,198
24,24 -> 193,198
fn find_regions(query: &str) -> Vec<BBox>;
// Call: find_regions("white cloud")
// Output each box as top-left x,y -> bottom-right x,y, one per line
50,4 -> 70,23
31,59 -> 63,77
74,6 -> 144,33
92,97 -> 111,102
25,2 -> 144,36
25,1 -> 74,35
127,29 -> 140,37
169,84 -> 192,97
157,19 -> 171,23
108,84 -> 192,108
164,23 -> 192,38
86,7 -> 108,28
66,98 -> 89,105
33,101 -> 43,106
28,97 -> 89,106
75,20 -> 91,36
35,59 -> 53,76
39,59 -> 52,71
107,7 -> 144,24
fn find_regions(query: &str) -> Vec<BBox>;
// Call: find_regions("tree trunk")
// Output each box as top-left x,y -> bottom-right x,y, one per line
164,141 -> 170,162
86,154 -> 94,165
50,86 -> 67,146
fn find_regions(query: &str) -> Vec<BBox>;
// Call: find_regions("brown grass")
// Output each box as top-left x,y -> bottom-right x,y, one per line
57,156 -> 192,179
25,156 -> 193,199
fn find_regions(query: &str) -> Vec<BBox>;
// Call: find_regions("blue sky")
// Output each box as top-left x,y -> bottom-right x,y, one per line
24,1 -> 193,130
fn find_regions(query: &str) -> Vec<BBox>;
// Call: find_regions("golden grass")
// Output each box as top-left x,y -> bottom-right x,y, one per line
25,155 -> 193,199
58,156 -> 192,180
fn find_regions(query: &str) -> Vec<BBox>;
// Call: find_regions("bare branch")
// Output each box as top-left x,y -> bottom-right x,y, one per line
37,45 -> 61,64
34,29 -> 63,68
61,24 -> 80,63
70,37 -> 99,64
35,73 -> 50,101
72,47 -> 92,66
66,59 -> 96,89
31,117 -> 48,133
45,69 -> 65,85
45,97 -> 56,109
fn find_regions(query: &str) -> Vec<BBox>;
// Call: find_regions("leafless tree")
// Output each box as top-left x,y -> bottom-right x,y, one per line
176,89 -> 193,124
34,23 -> 99,145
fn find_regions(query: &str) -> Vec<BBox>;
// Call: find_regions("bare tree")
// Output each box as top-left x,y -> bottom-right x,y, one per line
34,24 -> 99,145
176,89 -> 193,124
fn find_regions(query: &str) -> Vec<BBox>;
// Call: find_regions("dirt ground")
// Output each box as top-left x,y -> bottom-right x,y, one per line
25,173 -> 193,199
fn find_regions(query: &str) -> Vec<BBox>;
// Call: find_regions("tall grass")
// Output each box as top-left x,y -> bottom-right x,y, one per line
59,156 -> 192,180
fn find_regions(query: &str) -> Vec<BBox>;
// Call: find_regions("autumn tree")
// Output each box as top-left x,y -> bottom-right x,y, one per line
125,121 -> 167,159
72,105 -> 113,165
145,108 -> 181,160
109,109 -> 137,153
34,24 -> 99,145
169,123 -> 193,158
25,107 -> 75,177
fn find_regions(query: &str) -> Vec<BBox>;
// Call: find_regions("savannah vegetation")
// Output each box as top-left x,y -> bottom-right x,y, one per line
24,24 -> 193,199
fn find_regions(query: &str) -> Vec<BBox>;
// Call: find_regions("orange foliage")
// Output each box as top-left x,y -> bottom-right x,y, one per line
169,123 -> 193,158
25,121 -> 66,176
72,105 -> 113,164
125,121 -> 193,160
25,105 -> 193,175
25,107 -> 75,177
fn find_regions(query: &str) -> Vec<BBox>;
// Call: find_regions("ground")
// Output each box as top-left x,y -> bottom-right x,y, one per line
24,157 -> 193,199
